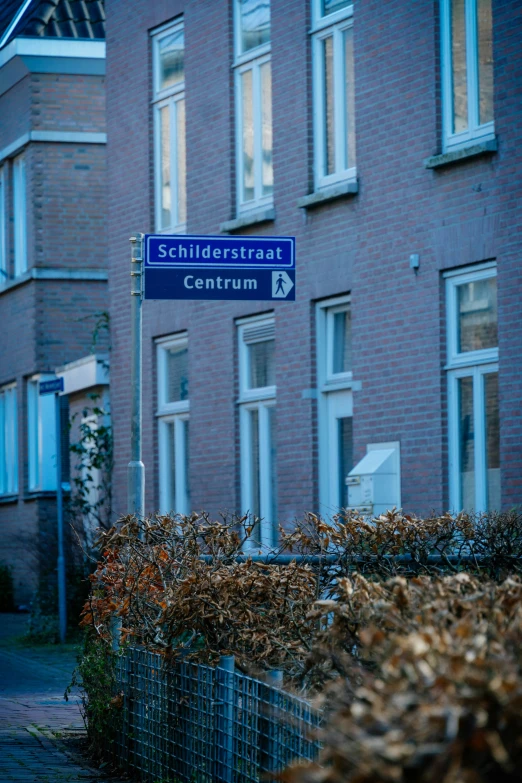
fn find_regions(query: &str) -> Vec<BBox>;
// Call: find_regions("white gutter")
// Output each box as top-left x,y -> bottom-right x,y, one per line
0,36 -> 106,69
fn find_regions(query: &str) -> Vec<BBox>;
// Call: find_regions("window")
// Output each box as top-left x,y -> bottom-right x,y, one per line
152,20 -> 186,233
27,375 -> 57,491
311,0 -> 355,189
316,296 -> 353,514
13,154 -> 27,277
238,313 -> 276,546
441,0 -> 494,151
234,0 -> 273,213
0,167 -> 6,288
157,334 -> 190,515
0,383 -> 18,495
446,263 -> 499,512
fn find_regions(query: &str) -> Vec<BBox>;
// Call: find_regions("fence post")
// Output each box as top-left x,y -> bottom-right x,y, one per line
215,655 -> 235,783
260,670 -> 283,779
110,615 -> 121,652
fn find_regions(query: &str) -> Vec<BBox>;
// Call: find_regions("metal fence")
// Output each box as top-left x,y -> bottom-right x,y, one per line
108,647 -> 321,783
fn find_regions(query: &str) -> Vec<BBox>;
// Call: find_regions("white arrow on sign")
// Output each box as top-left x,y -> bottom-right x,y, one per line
272,271 -> 294,298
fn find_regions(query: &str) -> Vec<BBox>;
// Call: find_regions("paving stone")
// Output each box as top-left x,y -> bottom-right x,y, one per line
0,616 -> 126,783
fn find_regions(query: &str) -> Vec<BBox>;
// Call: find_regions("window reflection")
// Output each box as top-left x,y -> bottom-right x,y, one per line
159,30 -> 184,91
484,373 -> 500,511
451,0 -> 468,133
458,376 -> 475,511
239,0 -> 270,52
478,0 -> 493,125
322,0 -> 352,16
248,340 -> 275,388
166,345 -> 188,402
332,310 -> 352,374
457,276 -> 497,353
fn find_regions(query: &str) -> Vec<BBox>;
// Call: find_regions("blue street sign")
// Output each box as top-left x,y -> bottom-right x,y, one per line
144,234 -> 296,301
39,378 -> 64,395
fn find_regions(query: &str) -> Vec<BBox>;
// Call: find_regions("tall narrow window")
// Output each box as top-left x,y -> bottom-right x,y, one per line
311,0 -> 355,190
27,375 -> 57,492
446,264 -> 499,512
0,167 -> 6,288
234,0 -> 273,213
441,0 -> 494,151
152,20 -> 186,233
317,296 -> 353,514
238,314 -> 276,547
157,334 -> 190,515
13,155 -> 27,277
0,384 -> 18,496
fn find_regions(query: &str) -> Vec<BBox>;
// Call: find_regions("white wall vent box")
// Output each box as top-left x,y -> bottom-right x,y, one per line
346,441 -> 401,516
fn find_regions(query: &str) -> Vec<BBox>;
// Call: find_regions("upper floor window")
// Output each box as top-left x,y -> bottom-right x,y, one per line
156,334 -> 190,515
441,0 -> 494,152
0,383 -> 18,496
152,20 -> 186,233
234,1 -> 273,213
311,0 -> 355,190
27,375 -> 57,492
238,313 -> 276,547
445,263 -> 499,513
13,154 -> 27,277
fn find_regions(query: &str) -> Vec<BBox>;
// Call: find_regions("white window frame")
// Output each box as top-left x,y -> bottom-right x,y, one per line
27,374 -> 57,492
316,295 -> 354,514
238,313 -> 276,547
151,19 -> 186,234
311,1 -> 355,190
13,154 -> 27,277
234,1 -> 273,214
441,0 -> 495,152
445,264 -> 499,512
445,261 -> 497,368
156,333 -> 190,515
0,383 -> 18,496
0,167 -> 6,288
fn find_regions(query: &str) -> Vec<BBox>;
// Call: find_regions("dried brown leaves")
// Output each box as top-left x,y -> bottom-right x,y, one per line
291,573 -> 522,783
82,511 -> 522,778
81,513 -> 318,674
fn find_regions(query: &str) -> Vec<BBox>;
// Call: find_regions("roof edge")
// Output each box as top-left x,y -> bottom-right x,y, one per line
0,0 -> 34,50
0,36 -> 105,70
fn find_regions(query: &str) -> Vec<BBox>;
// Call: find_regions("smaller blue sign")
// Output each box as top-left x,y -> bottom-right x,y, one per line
39,378 -> 64,395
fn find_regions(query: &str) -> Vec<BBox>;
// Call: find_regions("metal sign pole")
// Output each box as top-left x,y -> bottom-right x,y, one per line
55,392 -> 67,643
128,232 -> 145,520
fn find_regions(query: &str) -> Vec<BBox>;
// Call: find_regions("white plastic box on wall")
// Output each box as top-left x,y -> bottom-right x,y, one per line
346,441 -> 401,516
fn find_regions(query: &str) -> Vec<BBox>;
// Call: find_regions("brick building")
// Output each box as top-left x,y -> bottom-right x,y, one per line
0,0 -> 107,604
106,0 -> 521,542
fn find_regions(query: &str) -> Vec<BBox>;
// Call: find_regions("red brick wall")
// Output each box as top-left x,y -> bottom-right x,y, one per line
106,0 -> 522,521
30,73 -> 106,133
0,66 -> 108,603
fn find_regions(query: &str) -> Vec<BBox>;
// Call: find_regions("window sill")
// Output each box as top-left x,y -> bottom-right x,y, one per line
297,180 -> 358,209
424,138 -> 498,169
321,378 -> 362,393
220,207 -> 275,234
0,494 -> 18,505
0,267 -> 108,296
24,490 -> 57,501
0,270 -> 31,294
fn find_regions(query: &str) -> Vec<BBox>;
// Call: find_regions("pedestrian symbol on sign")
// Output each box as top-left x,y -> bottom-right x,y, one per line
272,270 -> 294,298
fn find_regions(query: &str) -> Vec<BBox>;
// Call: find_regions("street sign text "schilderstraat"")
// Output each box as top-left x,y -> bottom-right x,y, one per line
144,234 -> 296,301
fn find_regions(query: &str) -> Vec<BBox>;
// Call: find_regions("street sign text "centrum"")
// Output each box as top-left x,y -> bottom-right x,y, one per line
144,234 -> 296,301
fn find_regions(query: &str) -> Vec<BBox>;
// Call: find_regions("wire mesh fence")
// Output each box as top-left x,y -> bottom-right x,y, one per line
107,647 -> 321,783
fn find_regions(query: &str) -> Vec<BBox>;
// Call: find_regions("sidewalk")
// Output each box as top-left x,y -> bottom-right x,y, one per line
0,614 -> 125,783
